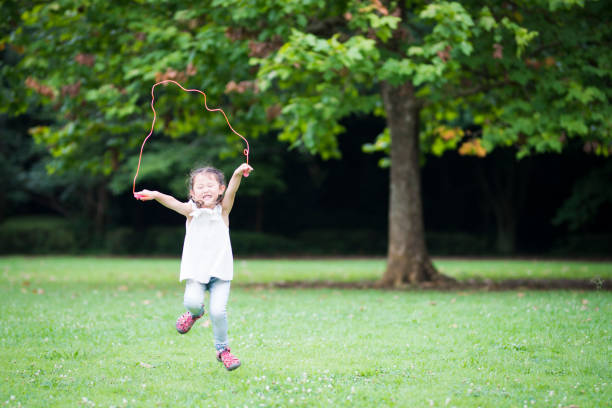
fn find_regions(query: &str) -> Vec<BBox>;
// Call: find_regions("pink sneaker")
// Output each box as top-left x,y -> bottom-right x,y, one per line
217,348 -> 241,371
175,312 -> 202,334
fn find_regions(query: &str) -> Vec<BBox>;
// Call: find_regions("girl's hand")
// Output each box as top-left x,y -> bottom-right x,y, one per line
235,163 -> 253,177
134,189 -> 157,201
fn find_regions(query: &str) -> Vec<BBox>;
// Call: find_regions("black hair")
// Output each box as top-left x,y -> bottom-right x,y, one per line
188,166 -> 226,206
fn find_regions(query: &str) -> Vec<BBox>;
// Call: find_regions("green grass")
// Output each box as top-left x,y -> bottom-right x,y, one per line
1,256 -> 611,407
1,256 -> 610,286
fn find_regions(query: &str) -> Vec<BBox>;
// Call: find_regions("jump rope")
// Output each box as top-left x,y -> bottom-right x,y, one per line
132,79 -> 250,200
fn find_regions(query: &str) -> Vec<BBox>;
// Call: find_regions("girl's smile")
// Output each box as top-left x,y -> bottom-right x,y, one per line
191,172 -> 226,208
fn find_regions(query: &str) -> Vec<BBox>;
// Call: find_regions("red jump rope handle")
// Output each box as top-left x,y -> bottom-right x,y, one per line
242,148 -> 251,177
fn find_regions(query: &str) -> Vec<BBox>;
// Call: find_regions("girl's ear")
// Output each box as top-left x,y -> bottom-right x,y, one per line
217,185 -> 226,202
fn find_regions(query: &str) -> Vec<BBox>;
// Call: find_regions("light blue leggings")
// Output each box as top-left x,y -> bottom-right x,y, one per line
183,277 -> 231,352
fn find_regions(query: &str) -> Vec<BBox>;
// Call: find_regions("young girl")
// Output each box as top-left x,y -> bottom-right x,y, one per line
135,162 -> 253,371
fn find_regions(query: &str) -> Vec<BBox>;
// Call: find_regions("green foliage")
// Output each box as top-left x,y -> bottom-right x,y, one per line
255,29 -> 381,158
1,219 -> 391,256
500,17 -> 539,57
551,233 -> 612,257
1,1 -> 269,195
103,228 -> 304,257
419,1 -> 475,57
231,230 -> 300,256
0,216 -> 78,254
0,114 -> 41,212
553,162 -> 612,231
295,228 -> 387,255
363,128 -> 391,167
452,1 -> 612,158
426,231 -> 489,255
7,0 -> 604,173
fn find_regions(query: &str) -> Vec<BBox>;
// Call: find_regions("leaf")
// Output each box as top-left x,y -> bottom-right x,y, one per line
458,41 -> 473,56
478,7 -> 497,31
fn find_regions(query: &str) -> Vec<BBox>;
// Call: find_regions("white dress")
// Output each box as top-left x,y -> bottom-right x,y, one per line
179,202 -> 233,283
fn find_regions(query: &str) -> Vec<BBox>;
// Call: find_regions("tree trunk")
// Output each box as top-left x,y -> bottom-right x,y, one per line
495,214 -> 516,255
379,82 -> 447,287
475,150 -> 532,255
0,189 -> 5,223
255,195 -> 264,232
85,181 -> 109,236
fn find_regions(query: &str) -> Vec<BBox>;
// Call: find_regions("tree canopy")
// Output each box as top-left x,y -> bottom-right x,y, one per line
4,1 -> 609,174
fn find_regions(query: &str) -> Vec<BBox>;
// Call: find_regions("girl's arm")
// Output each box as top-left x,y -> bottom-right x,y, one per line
135,189 -> 192,217
222,163 -> 253,218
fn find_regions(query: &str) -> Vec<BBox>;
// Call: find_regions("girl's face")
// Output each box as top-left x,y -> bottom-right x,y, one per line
191,172 -> 225,208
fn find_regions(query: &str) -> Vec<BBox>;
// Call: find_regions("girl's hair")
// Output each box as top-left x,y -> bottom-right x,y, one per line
188,166 -> 226,205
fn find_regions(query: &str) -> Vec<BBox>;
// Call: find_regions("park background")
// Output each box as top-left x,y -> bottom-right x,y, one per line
2,111 -> 611,258
1,0 -> 611,260
1,2 -> 611,407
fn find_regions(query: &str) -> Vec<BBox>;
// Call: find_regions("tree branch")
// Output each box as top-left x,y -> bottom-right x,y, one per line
419,78 -> 515,108
305,16 -> 346,37
526,41 -> 562,57
26,190 -> 71,218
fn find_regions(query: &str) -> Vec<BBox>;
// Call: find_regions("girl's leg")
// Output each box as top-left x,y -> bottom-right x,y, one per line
183,279 -> 205,317
208,277 -> 231,351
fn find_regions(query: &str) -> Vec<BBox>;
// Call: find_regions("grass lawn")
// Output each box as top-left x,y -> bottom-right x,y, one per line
1,256 -> 610,407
